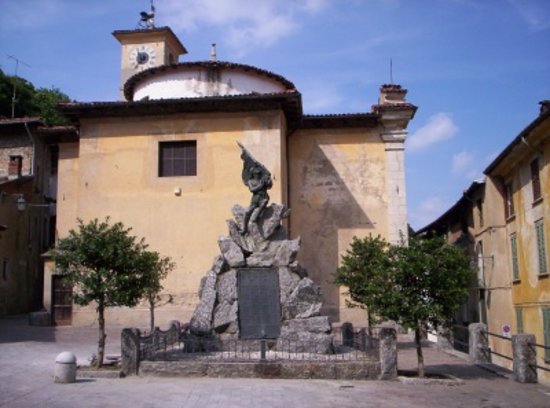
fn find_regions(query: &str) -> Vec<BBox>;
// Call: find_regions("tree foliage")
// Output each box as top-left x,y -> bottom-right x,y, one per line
52,218 -> 152,367
140,251 -> 175,333
335,234 -> 472,376
0,68 -> 70,125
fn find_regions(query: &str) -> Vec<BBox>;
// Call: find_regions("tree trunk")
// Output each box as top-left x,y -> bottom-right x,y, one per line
367,310 -> 373,336
97,302 -> 106,368
149,294 -> 155,334
414,323 -> 425,377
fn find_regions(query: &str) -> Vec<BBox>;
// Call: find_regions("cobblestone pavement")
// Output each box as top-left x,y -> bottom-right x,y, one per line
1,316 -> 550,408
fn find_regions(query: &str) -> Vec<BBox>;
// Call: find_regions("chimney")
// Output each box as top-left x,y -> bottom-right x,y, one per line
540,100 -> 550,116
8,156 -> 22,179
378,84 -> 408,106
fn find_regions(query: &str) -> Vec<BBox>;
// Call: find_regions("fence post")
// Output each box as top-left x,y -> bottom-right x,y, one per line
169,320 -> 181,344
341,322 -> 354,347
379,327 -> 397,380
469,323 -> 490,364
512,334 -> 537,383
121,328 -> 141,376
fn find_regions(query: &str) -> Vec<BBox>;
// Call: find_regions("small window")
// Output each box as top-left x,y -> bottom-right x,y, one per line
159,141 -> 197,177
530,158 -> 542,202
543,307 -> 550,361
504,182 -> 515,219
516,308 -> 523,334
8,155 -> 23,178
510,233 -> 520,281
535,219 -> 548,275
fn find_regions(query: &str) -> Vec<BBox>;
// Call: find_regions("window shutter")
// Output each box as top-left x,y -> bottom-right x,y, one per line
535,220 -> 548,275
516,308 -> 523,334
543,307 -> 550,361
530,159 -> 542,202
510,234 -> 520,281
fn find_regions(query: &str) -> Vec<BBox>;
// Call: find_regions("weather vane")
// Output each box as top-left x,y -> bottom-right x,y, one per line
138,0 -> 156,29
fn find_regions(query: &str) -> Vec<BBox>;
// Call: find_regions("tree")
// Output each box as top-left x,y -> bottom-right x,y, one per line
0,68 -> 70,124
0,68 -> 35,119
31,87 -> 70,125
52,218 -> 150,367
335,234 -> 472,377
334,235 -> 391,333
140,251 -> 175,333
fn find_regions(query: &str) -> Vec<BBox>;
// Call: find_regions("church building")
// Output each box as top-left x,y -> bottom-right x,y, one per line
44,24 -> 417,328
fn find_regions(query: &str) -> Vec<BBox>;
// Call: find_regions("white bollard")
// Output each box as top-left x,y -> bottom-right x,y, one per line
54,352 -> 77,383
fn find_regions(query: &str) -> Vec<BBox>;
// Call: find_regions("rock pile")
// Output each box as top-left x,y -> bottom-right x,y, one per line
188,203 -> 333,353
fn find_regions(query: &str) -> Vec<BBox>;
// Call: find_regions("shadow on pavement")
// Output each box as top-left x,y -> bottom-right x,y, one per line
0,315 -> 56,344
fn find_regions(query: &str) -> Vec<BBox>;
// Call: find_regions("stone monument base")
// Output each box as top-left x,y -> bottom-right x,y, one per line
188,203 -> 333,354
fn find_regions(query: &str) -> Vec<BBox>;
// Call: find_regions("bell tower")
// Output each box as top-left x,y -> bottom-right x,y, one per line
113,4 -> 187,101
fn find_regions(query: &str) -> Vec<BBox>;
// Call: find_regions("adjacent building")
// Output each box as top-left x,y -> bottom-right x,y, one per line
0,118 -> 61,315
41,25 -> 417,328
418,101 -> 550,382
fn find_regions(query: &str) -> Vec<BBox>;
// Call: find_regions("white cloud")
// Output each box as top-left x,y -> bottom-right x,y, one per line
410,196 -> 449,231
407,112 -> 458,151
451,150 -> 474,175
158,0 -> 327,55
452,150 -> 497,180
508,0 -> 550,31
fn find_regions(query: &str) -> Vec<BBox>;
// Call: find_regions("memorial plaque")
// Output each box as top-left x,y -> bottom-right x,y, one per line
238,268 -> 281,339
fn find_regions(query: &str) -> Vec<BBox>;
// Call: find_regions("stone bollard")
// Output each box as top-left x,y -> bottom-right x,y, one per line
469,323 -> 490,364
379,327 -> 397,380
512,334 -> 537,383
54,352 -> 77,383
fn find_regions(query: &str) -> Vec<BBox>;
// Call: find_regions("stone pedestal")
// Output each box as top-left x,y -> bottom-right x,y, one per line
379,328 -> 397,380
469,323 -> 490,364
189,203 -> 332,352
512,334 -> 537,383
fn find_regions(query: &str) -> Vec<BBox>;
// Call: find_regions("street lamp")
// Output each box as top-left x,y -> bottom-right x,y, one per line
16,196 -> 26,212
0,193 -> 52,212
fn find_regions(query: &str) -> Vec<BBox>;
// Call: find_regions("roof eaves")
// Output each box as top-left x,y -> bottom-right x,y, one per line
484,107 -> 550,175
300,113 -> 378,129
415,180 -> 485,236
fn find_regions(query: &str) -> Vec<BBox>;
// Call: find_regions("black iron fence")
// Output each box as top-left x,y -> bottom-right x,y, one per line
139,321 -> 181,360
147,335 -> 379,362
528,342 -> 550,373
121,322 -> 384,375
452,324 -> 469,353
485,330 -> 513,363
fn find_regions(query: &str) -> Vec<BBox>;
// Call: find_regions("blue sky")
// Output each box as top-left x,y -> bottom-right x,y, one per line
1,0 -> 549,230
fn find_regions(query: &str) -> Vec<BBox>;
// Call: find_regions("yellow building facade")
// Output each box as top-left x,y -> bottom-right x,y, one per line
45,27 -> 416,329
419,101 -> 550,383
485,101 -> 550,383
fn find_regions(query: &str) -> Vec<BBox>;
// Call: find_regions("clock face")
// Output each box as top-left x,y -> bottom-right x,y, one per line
129,45 -> 157,70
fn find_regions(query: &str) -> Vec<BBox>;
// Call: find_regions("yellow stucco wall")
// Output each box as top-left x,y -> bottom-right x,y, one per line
54,110 -> 286,327
471,178 -> 515,369
507,130 -> 550,384
288,127 -> 388,326
479,115 -> 550,382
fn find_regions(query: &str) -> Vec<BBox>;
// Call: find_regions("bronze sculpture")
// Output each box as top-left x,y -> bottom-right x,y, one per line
237,142 -> 273,234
